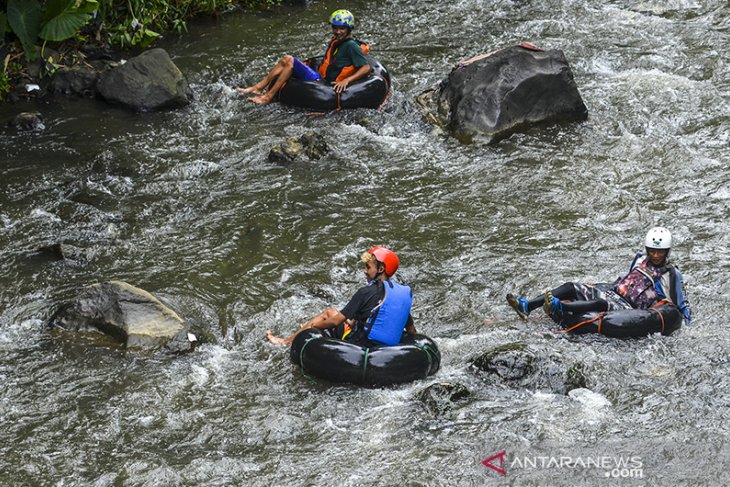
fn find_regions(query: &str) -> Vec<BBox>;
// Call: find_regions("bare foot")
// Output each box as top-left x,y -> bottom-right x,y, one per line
248,95 -> 273,104
266,330 -> 288,345
237,86 -> 262,95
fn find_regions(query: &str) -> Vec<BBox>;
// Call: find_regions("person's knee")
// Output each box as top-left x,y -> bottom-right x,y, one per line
281,55 -> 294,67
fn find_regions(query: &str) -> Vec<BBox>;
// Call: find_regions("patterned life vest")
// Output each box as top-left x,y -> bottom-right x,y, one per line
365,280 -> 412,346
318,38 -> 370,82
613,259 -> 664,309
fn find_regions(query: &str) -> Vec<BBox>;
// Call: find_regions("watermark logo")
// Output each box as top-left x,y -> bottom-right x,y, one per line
482,450 -> 507,476
482,450 -> 643,479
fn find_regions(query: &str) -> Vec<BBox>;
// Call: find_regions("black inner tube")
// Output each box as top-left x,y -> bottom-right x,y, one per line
278,56 -> 391,111
290,328 -> 441,386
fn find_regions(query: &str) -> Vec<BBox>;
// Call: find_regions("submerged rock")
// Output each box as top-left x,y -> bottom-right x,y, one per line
268,131 -> 329,164
416,382 -> 470,414
417,44 -> 588,143
48,281 -> 196,352
8,112 -> 45,132
34,242 -> 88,265
97,48 -> 192,111
470,342 -> 587,394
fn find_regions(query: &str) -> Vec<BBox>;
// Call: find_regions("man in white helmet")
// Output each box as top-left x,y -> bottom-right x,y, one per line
507,227 -> 692,324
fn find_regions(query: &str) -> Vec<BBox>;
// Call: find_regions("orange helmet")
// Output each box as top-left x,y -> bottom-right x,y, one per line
367,246 -> 400,276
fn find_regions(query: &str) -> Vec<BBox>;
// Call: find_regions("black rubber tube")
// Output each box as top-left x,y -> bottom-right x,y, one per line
278,56 -> 391,111
555,301 -> 683,337
289,328 -> 441,386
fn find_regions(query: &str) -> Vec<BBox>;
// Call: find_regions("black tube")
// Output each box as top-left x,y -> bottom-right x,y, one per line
278,56 -> 390,111
555,302 -> 683,337
289,328 -> 440,386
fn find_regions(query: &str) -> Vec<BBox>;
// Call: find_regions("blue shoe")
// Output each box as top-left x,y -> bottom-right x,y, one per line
543,292 -> 563,319
507,293 -> 529,320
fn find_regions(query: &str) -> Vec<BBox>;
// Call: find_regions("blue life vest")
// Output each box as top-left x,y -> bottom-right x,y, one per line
365,280 -> 413,346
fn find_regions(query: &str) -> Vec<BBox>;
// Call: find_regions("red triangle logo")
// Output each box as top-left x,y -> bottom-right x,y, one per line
482,450 -> 507,475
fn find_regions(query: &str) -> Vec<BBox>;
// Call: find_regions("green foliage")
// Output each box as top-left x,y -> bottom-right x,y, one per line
4,0 -> 99,61
0,71 -> 9,101
40,0 -> 99,42
0,0 -> 284,62
7,0 -> 42,60
97,0 -> 244,48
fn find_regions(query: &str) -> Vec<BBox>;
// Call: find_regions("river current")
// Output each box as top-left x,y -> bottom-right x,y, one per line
1,1 -> 729,486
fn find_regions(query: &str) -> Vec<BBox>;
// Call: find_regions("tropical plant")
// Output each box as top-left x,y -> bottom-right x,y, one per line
0,0 -> 284,64
40,0 -> 99,41
4,0 -> 99,61
0,71 -> 9,101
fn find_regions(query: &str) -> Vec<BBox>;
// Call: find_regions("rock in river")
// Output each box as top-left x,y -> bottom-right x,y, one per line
417,44 -> 588,143
415,382 -> 470,414
48,281 -> 196,352
97,48 -> 192,111
470,342 -> 587,394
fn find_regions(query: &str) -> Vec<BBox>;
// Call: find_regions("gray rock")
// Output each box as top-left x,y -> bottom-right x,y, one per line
300,131 -> 329,159
471,342 -> 587,394
9,112 -> 45,131
48,281 -> 195,352
268,131 -> 329,164
417,45 -> 588,143
97,48 -> 192,111
49,65 -> 99,97
416,382 -> 469,414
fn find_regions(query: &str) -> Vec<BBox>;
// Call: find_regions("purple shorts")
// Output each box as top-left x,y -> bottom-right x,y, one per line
292,57 -> 322,81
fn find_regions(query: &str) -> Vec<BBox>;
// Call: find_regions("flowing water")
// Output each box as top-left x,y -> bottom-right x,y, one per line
1,0 -> 729,485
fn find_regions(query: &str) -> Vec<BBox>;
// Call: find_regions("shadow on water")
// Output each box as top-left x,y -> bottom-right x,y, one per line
1,0 -> 729,485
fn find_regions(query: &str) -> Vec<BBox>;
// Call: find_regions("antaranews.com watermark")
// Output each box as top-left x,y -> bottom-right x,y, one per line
483,450 -> 644,479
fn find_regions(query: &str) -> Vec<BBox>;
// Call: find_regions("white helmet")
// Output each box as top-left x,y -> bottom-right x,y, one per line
644,226 -> 672,250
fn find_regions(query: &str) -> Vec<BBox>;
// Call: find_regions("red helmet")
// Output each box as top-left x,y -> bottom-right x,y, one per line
367,246 -> 399,276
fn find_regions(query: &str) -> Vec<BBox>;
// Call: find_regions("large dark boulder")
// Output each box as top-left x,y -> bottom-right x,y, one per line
470,342 -> 587,394
417,44 -> 588,143
48,281 -> 196,352
97,48 -> 192,111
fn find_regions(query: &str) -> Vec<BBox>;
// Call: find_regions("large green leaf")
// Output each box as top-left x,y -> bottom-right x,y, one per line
0,12 -> 8,35
7,0 -> 42,61
43,0 -> 75,23
42,0 -> 99,21
39,0 -> 98,42
39,11 -> 91,41
76,0 -> 100,15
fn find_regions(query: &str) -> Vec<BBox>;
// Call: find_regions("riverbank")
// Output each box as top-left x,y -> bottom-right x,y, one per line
0,0 -> 299,103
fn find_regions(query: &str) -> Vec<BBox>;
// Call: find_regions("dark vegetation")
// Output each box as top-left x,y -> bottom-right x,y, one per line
0,0 -> 283,101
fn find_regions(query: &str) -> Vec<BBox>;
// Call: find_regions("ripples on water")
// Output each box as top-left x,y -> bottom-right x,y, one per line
1,0 -> 729,485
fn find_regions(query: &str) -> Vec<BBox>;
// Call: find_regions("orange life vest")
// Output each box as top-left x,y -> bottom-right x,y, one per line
317,38 -> 370,82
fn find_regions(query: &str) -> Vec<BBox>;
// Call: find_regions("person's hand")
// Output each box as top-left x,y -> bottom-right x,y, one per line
332,79 -> 350,94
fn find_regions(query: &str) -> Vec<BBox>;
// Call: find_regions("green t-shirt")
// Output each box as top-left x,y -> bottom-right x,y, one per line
325,39 -> 369,82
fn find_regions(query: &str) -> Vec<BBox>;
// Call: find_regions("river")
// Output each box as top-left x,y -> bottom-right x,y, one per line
1,0 -> 728,485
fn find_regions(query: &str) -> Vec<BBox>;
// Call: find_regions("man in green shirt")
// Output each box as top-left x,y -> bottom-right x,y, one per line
239,9 -> 371,104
